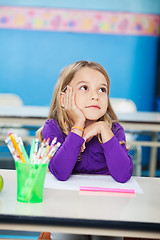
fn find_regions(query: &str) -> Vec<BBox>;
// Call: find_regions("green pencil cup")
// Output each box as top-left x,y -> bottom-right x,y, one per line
15,161 -> 48,203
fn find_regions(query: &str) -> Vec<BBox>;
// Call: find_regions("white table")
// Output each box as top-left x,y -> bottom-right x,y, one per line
0,169 -> 160,239
0,106 -> 49,126
0,106 -> 160,127
0,106 -> 160,176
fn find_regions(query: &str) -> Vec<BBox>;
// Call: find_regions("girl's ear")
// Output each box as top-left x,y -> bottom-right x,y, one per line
60,92 -> 65,107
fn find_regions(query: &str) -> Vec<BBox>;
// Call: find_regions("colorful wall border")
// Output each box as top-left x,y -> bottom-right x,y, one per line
0,6 -> 159,36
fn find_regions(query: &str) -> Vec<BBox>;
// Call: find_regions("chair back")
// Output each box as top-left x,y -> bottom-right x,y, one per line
110,98 -> 137,113
0,93 -> 23,107
0,93 -> 29,136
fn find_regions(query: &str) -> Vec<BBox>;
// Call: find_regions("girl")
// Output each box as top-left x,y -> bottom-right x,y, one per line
37,61 -> 133,240
37,60 -> 133,183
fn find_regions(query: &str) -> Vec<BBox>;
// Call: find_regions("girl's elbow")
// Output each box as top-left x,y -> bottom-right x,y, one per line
48,164 -> 71,181
113,174 -> 131,183
116,158 -> 133,183
112,166 -> 133,183
55,174 -> 70,181
116,174 -> 131,183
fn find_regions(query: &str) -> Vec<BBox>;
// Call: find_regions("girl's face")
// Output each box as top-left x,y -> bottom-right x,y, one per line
69,67 -> 108,121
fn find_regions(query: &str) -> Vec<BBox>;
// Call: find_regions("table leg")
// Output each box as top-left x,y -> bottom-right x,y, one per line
149,132 -> 159,177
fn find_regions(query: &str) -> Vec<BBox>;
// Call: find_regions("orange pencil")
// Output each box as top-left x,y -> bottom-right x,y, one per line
9,133 -> 26,163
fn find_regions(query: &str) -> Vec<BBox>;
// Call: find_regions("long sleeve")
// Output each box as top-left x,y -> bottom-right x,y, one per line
101,123 -> 133,183
42,119 -> 84,181
42,119 -> 133,183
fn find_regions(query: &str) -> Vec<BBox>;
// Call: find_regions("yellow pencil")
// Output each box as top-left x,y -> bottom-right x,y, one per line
9,133 -> 26,163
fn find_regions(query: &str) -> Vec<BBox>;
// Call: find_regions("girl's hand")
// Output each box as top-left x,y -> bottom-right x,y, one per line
35,126 -> 43,142
62,86 -> 86,127
81,121 -> 114,152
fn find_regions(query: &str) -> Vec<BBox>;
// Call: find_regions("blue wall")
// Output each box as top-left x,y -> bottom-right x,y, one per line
0,0 -> 159,111
0,29 -> 159,110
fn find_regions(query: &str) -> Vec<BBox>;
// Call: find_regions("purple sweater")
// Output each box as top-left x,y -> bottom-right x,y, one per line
42,119 -> 133,183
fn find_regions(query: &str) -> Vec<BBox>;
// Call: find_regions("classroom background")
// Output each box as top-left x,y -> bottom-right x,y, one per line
0,0 -> 160,175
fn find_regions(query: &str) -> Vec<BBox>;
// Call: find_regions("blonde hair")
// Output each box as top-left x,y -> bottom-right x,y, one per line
47,60 -> 118,137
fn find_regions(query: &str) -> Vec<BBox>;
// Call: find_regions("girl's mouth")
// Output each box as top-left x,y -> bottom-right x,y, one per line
86,105 -> 100,109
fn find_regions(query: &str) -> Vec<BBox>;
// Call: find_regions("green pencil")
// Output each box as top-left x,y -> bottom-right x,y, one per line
30,138 -> 35,164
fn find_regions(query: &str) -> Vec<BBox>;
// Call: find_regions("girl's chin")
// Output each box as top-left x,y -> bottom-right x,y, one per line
86,118 -> 98,121
84,114 -> 102,121
85,117 -> 99,122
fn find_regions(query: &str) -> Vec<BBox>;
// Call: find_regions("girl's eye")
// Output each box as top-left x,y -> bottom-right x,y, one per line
63,86 -> 67,92
80,85 -> 88,91
99,87 -> 106,93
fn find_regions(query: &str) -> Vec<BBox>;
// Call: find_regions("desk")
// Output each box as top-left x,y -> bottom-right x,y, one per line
0,106 -> 49,126
0,106 -> 160,176
0,169 -> 160,239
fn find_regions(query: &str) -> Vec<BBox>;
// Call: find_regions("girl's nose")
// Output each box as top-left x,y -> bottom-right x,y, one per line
91,91 -> 98,100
